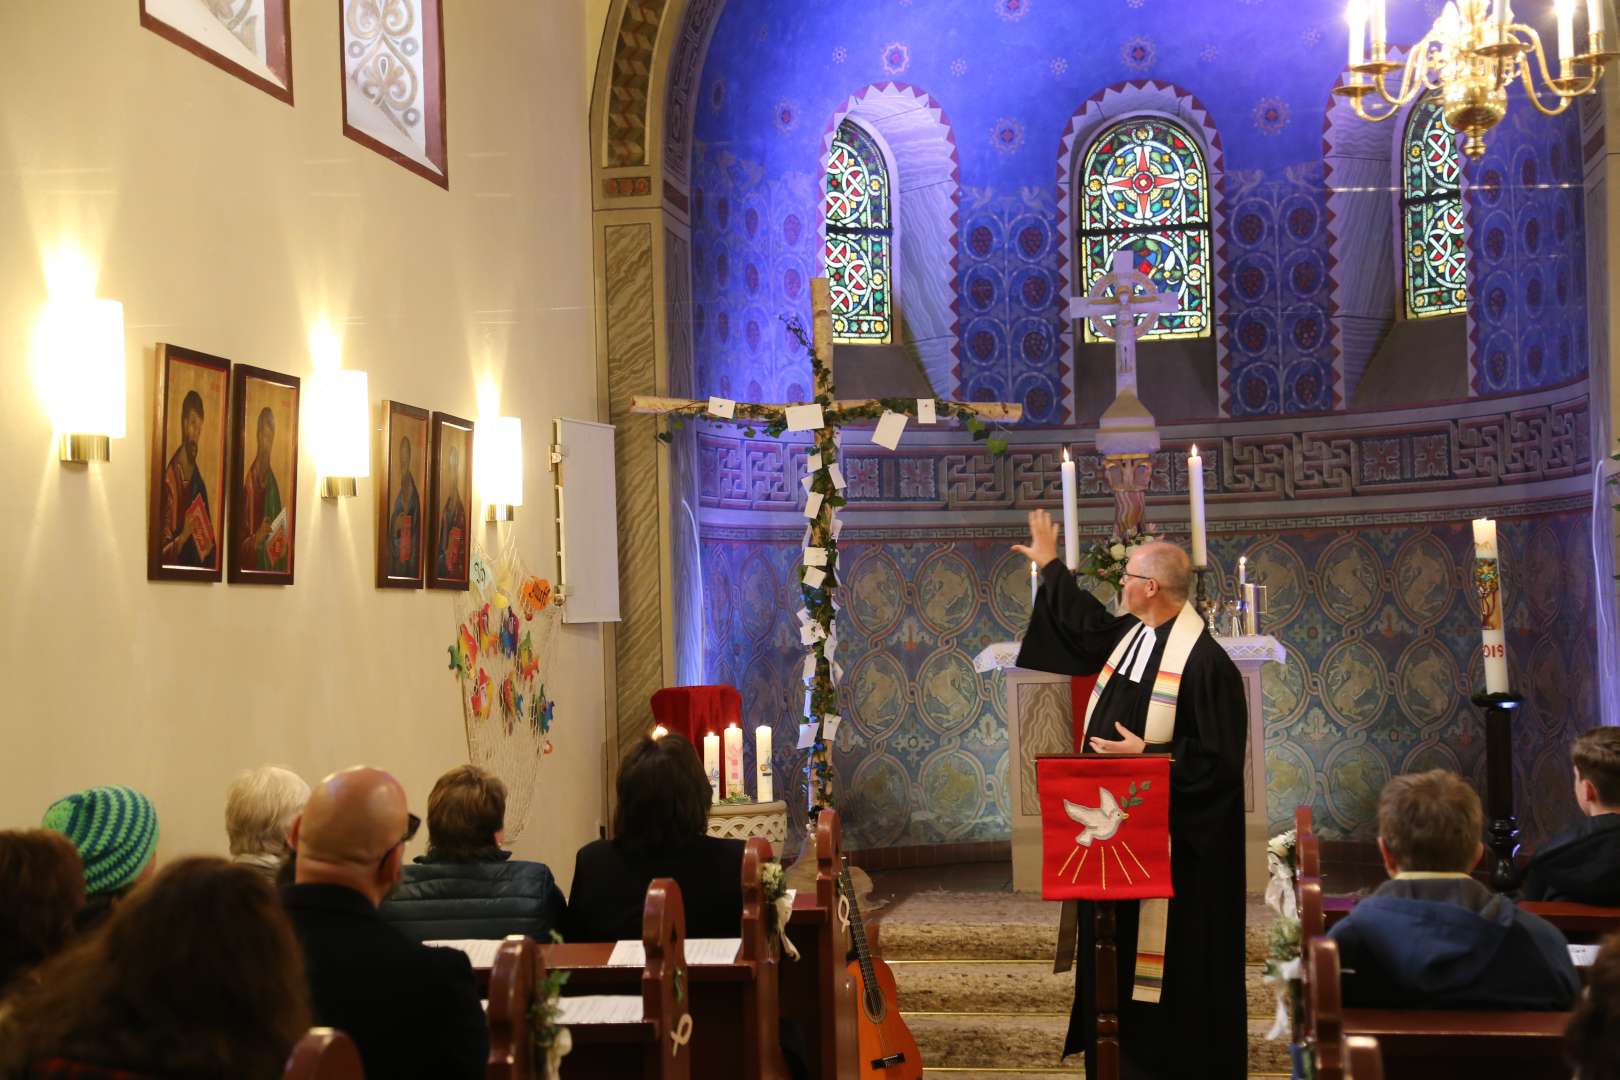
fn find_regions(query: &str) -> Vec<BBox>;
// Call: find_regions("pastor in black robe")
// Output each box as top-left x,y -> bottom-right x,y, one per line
1016,558 -> 1248,1079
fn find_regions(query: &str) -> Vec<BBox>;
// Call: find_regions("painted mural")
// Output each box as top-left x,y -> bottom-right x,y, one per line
703,509 -> 1598,851
688,1 -> 1587,419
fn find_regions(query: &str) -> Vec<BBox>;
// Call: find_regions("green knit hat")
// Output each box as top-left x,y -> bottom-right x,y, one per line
43,785 -> 159,895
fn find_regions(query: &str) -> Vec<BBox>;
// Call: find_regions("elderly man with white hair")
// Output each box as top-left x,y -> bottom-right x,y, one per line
224,765 -> 310,881
1014,511 -> 1248,1080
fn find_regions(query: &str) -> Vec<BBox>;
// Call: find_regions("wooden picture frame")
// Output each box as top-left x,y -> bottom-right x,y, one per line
338,0 -> 449,188
227,365 -> 300,585
426,411 -> 474,591
148,344 -> 232,583
376,400 -> 431,590
139,0 -> 294,105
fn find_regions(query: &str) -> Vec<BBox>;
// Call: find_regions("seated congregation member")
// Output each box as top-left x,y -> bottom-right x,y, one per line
565,733 -> 744,942
0,830 -> 83,995
380,764 -> 565,942
1566,930 -> 1620,1080
225,764 -> 310,883
282,765 -> 487,1079
1328,769 -> 1579,1010
0,857 -> 309,1079
41,785 -> 158,933
1522,726 -> 1620,905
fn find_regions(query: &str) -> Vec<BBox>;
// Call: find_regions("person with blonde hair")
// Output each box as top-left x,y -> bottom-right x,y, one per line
225,765 -> 310,881
1328,769 -> 1578,1010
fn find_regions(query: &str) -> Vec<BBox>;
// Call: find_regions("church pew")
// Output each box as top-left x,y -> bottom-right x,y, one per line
283,1029 -> 364,1080
550,879 -> 692,1080
1320,894 -> 1620,943
1306,935 -> 1570,1080
544,837 -> 789,1080
781,809 -> 859,1080
486,935 -> 537,1080
1304,938 -> 1386,1080
1346,1035 -> 1385,1080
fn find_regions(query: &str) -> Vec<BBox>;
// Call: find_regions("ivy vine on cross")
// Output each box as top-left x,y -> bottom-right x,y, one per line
632,277 -> 1024,822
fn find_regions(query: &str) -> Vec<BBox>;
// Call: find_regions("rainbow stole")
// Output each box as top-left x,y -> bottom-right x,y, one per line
1080,600 -> 1203,1004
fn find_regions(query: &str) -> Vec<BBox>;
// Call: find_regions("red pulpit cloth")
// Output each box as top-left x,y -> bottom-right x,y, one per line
1036,755 -> 1174,902
649,685 -> 742,745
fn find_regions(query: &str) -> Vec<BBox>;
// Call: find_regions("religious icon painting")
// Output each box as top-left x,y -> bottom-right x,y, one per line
339,0 -> 449,188
427,411 -> 475,591
138,0 -> 294,105
376,400 -> 430,590
226,365 -> 299,586
147,344 -> 231,583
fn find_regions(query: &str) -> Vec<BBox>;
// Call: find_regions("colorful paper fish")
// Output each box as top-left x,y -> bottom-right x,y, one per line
471,669 -> 492,720
447,641 -> 468,677
458,625 -> 478,667
500,608 -> 520,657
520,577 -> 552,619
499,675 -> 518,733
476,604 -> 498,658
517,632 -> 539,682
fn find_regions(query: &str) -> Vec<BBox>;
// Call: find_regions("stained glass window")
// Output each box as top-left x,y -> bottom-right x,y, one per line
1078,118 -> 1211,342
824,121 -> 893,344
1401,100 -> 1468,318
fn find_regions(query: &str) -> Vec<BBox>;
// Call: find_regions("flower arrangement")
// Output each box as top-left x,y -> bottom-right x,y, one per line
529,932 -> 572,1080
1076,525 -> 1161,591
761,858 -> 799,961
1260,827 -> 1306,1071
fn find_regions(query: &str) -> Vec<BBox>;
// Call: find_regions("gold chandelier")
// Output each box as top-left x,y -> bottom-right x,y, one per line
1334,0 -> 1616,158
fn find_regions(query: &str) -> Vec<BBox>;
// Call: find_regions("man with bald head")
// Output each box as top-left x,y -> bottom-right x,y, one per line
281,766 -> 486,1079
1014,512 -> 1248,1079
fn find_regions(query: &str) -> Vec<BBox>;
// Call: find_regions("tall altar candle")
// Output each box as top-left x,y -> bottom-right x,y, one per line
723,723 -> 745,799
1030,561 -> 1039,606
1557,0 -> 1577,70
1588,0 -> 1606,39
1061,448 -> 1079,571
1473,519 -> 1510,693
1347,0 -> 1367,68
1187,444 -> 1208,567
1238,555 -> 1247,587
755,724 -> 773,802
703,731 -> 720,803
1369,0 -> 1386,50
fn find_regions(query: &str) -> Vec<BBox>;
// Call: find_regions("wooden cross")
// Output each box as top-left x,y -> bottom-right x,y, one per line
1068,250 -> 1177,409
632,277 -> 1022,818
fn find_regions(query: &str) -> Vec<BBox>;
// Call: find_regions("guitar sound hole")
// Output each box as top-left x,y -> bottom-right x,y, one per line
862,988 -> 887,1023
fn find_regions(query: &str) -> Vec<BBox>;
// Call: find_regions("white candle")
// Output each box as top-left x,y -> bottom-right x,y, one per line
1497,0 -> 1513,35
755,724 -> 773,802
1061,448 -> 1079,571
1370,0 -> 1386,52
1239,555 -> 1247,587
703,731 -> 720,803
1187,444 -> 1207,567
1473,519 -> 1510,693
1030,560 -> 1039,606
651,724 -> 668,739
1557,0 -> 1577,71
1347,0 -> 1367,67
1588,0 -> 1606,39
723,723 -> 745,799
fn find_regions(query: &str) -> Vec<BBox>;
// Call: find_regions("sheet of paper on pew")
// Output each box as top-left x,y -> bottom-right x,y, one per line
1571,944 -> 1598,966
425,939 -> 505,968
555,996 -> 646,1024
607,937 -> 743,967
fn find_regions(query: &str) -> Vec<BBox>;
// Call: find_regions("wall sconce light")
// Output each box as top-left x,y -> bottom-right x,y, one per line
38,297 -> 125,463
477,415 -> 523,522
309,369 -> 369,498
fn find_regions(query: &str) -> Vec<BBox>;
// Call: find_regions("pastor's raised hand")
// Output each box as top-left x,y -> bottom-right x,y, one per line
1011,508 -> 1060,570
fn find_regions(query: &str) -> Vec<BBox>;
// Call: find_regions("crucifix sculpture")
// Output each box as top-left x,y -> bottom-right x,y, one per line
632,278 -> 1022,818
1067,250 -> 1177,537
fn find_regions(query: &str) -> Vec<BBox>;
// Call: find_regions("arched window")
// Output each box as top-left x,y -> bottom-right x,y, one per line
1401,100 -> 1467,319
824,120 -> 893,344
1078,117 -> 1211,342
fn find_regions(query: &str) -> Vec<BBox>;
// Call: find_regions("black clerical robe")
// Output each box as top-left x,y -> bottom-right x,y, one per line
1017,559 -> 1248,1079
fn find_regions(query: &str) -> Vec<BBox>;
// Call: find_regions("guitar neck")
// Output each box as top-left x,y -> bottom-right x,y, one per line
840,860 -> 878,988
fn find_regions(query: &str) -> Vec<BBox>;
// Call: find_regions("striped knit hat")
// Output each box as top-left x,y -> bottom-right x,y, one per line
43,785 -> 159,895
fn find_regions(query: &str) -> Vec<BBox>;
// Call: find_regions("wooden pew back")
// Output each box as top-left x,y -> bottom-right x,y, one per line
783,809 -> 859,1080
1300,879 -> 1324,945
1346,1035 -> 1384,1080
283,1028 -> 364,1080
1308,937 -> 1346,1080
486,936 -> 536,1080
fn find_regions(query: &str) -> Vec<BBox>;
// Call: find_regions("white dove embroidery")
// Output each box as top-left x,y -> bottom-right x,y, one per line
1064,787 -> 1128,846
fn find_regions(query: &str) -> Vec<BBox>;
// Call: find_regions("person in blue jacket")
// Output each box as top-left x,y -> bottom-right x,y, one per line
380,764 -> 565,943
1522,726 -> 1620,905
1328,768 -> 1578,1011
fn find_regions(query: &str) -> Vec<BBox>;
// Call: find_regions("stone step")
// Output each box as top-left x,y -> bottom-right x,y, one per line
906,1013 -> 1293,1074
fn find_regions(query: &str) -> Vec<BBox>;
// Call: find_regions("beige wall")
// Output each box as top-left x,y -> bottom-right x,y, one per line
0,0 -> 606,890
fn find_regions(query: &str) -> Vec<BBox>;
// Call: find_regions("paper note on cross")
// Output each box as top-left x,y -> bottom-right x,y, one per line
1036,754 -> 1173,901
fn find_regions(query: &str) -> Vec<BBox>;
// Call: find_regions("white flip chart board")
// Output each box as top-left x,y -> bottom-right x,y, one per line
553,418 -> 621,624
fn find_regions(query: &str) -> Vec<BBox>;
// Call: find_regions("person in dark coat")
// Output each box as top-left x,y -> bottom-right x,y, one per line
1522,727 -> 1620,905
1014,512 -> 1248,1080
380,764 -> 565,942
281,766 -> 487,1080
564,733 -> 744,943
1329,769 -> 1579,1011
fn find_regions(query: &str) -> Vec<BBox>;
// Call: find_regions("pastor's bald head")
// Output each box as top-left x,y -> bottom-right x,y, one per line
290,766 -> 411,904
1132,542 -> 1193,605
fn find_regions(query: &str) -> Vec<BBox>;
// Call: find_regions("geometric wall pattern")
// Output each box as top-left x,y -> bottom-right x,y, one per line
702,508 -> 1599,851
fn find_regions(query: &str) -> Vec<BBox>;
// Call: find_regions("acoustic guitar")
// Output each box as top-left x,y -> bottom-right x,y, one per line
839,856 -> 923,1079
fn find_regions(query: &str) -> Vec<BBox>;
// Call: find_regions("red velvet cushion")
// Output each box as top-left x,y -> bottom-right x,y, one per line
649,685 -> 742,744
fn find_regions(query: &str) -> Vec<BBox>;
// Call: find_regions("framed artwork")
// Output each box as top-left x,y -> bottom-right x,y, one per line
227,365 -> 299,585
427,411 -> 474,591
139,0 -> 294,105
148,344 -> 231,583
339,0 -> 449,188
376,400 -> 430,589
